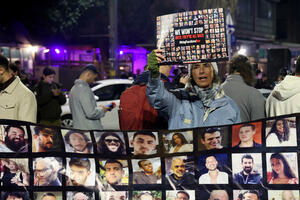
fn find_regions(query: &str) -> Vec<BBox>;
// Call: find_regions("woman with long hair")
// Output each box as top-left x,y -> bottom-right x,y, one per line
169,132 -> 193,153
268,153 -> 298,184
97,132 -> 126,155
266,119 -> 291,146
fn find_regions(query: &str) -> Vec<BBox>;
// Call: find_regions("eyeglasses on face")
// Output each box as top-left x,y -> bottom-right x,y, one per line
105,139 -> 120,143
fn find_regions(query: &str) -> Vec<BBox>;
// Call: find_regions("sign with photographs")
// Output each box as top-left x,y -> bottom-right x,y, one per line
0,113 -> 299,200
157,8 -> 228,64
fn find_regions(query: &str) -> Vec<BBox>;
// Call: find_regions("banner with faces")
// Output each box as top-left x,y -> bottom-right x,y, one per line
0,112 -> 299,200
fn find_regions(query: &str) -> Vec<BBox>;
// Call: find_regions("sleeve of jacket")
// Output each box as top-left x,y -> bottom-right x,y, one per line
227,96 -> 241,124
35,84 -> 52,106
58,92 -> 67,105
19,91 -> 37,123
77,87 -> 105,120
249,90 -> 266,120
146,75 -> 178,116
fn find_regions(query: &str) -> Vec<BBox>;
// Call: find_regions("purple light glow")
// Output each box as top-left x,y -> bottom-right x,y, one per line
55,48 -> 60,54
119,50 -> 123,55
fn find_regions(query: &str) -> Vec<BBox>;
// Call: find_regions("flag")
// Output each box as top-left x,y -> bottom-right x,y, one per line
226,8 -> 236,58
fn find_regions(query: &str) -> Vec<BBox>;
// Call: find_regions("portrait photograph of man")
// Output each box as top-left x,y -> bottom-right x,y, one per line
31,126 -> 61,152
34,192 -> 62,200
62,129 -> 93,154
233,190 -> 261,200
165,156 -> 197,190
166,190 -> 195,200
66,157 -> 95,186
95,131 -> 126,156
197,154 -> 229,184
1,191 -> 30,200
162,130 -> 193,154
97,159 -> 128,191
232,122 -> 262,148
128,131 -> 158,155
100,191 -> 128,200
0,125 -> 28,152
0,158 -> 29,186
133,191 -> 161,200
197,127 -> 228,151
232,153 -> 263,185
132,157 -> 161,184
66,192 -> 94,200
33,157 -> 63,186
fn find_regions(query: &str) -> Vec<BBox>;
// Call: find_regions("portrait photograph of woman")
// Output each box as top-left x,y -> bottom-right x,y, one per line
163,131 -> 193,154
265,117 -> 297,147
266,152 -> 298,184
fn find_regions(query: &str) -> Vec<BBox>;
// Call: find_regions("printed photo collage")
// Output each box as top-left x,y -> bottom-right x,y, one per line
0,113 -> 299,200
157,8 -> 228,64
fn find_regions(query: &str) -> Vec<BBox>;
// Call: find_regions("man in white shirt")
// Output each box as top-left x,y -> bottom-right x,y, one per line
199,155 -> 228,184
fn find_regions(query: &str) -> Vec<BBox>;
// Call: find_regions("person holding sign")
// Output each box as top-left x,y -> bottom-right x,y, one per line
146,50 -> 240,130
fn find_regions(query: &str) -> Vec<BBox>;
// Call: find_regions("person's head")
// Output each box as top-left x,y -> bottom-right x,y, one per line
104,159 -> 124,185
295,55 -> 300,76
171,132 -> 188,147
41,193 -> 56,200
270,153 -> 296,179
208,190 -> 229,200
241,155 -> 254,175
104,191 -> 127,200
68,158 -> 91,186
34,157 -> 59,186
65,130 -> 89,153
0,54 -> 10,83
171,158 -> 186,179
97,132 -> 125,155
73,192 -> 88,200
6,160 -> 19,172
130,131 -> 157,155
238,124 -> 256,143
2,192 -> 27,200
33,127 -> 55,152
241,190 -> 259,200
189,62 -> 219,89
282,190 -> 296,200
200,128 -> 223,150
205,155 -> 218,171
138,160 -> 153,174
175,191 -> 190,200
138,192 -> 154,200
268,119 -> 290,142
4,125 -> 26,151
42,67 -> 56,84
9,63 -> 20,76
79,64 -> 99,84
228,54 -> 255,86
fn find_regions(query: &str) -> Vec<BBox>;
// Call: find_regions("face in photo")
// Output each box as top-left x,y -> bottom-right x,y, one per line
129,131 -> 158,155
96,132 -> 126,155
63,129 -> 93,154
0,125 -> 28,152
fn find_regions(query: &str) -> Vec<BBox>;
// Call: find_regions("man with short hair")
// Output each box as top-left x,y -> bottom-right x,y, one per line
69,64 -> 112,130
200,128 -> 225,150
0,125 -> 27,152
2,192 -> 29,200
130,131 -> 157,155
133,159 -> 160,184
33,126 -> 57,152
102,191 -> 127,200
266,55 -> 300,117
175,191 -> 190,200
73,192 -> 88,200
233,124 -> 261,148
208,190 -> 229,200
233,155 -> 262,184
41,193 -> 57,200
241,190 -> 260,200
67,158 -> 93,186
34,157 -> 61,186
166,157 -> 196,190
64,130 -> 93,153
199,155 -> 228,184
0,54 -> 37,123
138,192 -> 154,200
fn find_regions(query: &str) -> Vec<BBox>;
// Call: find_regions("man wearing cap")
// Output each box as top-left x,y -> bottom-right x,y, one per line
0,54 -> 37,123
34,67 -> 66,126
146,50 -> 240,130
69,64 -> 111,130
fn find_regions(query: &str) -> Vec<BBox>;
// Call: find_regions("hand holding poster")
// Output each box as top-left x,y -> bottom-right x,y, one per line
157,8 -> 228,64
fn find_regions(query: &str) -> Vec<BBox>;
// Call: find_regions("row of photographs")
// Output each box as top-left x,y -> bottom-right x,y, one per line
0,189 -> 299,200
0,151 -> 298,188
0,117 -> 298,155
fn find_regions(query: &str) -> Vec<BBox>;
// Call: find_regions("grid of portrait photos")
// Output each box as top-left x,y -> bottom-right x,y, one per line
157,8 -> 228,64
0,112 -> 299,200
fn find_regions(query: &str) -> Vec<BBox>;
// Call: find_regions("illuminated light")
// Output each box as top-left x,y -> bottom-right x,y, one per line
238,48 -> 247,55
119,66 -> 124,70
55,48 -> 60,54
26,45 -> 39,53
119,50 -> 123,55
64,49 -> 67,53
43,49 -> 50,53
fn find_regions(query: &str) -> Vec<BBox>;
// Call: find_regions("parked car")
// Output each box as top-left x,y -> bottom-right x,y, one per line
61,79 -> 133,130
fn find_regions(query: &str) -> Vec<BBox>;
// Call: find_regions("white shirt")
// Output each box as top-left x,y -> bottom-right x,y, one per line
199,170 -> 228,184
